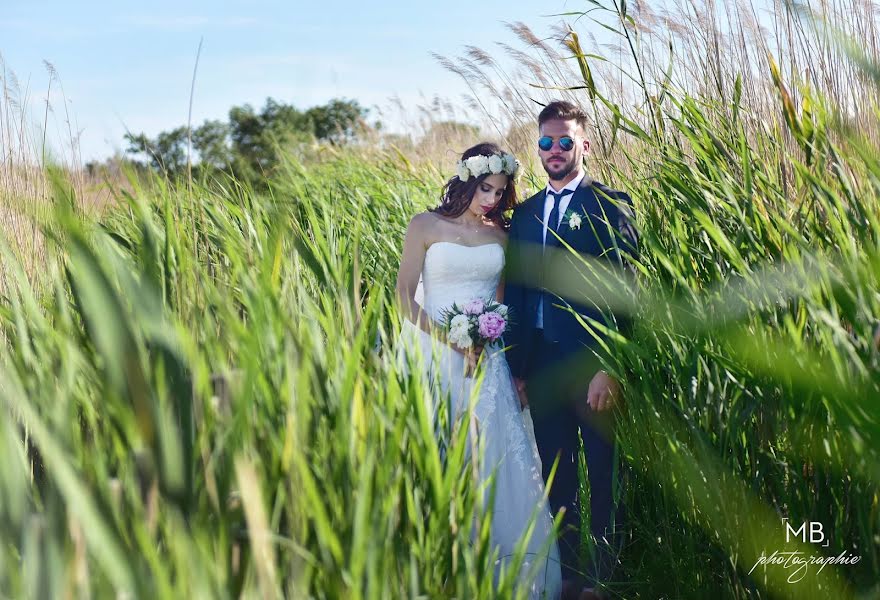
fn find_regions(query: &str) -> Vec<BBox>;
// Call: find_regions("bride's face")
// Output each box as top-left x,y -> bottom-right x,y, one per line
468,173 -> 508,219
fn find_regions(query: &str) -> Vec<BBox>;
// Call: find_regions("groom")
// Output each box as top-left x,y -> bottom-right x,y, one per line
504,100 -> 638,596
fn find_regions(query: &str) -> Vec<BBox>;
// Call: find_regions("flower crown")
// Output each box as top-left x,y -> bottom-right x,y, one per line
455,152 -> 520,182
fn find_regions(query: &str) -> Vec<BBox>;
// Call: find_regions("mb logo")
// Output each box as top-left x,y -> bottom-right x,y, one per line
783,518 -> 830,547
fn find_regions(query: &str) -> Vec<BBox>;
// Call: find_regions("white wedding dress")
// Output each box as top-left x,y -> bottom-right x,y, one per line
401,241 -> 561,599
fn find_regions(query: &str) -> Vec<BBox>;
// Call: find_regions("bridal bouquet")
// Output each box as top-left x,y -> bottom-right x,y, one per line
439,298 -> 511,350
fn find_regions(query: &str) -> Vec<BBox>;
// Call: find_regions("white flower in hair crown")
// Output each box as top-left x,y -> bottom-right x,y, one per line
456,152 -> 520,182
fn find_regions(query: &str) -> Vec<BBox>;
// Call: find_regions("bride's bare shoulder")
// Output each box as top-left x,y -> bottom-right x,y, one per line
410,210 -> 438,224
405,211 -> 445,248
406,211 -> 437,233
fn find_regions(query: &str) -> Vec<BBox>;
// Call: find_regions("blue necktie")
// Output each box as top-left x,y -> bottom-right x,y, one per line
540,187 -> 576,329
546,188 -> 575,243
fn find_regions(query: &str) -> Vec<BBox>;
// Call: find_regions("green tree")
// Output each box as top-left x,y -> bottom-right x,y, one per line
305,98 -> 368,142
125,126 -> 189,177
124,97 -> 371,184
228,99 -> 315,181
192,120 -> 233,171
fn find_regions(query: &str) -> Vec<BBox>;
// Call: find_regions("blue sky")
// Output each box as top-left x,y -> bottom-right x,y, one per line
2,0 -> 575,161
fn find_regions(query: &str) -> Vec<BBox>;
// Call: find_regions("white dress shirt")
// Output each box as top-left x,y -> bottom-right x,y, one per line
537,171 -> 587,328
541,171 -> 587,245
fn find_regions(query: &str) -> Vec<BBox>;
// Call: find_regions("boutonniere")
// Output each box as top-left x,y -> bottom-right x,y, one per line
562,208 -> 583,230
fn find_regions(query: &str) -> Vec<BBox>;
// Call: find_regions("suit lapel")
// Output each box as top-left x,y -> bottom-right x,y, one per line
556,177 -> 596,248
522,176 -> 597,250
526,191 -> 546,246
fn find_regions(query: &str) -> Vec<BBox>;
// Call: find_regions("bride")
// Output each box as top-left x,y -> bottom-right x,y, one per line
395,142 -> 562,599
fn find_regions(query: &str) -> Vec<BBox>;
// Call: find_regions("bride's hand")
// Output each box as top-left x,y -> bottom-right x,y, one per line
463,344 -> 484,377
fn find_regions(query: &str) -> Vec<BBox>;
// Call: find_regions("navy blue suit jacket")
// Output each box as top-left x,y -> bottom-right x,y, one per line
503,177 -> 638,380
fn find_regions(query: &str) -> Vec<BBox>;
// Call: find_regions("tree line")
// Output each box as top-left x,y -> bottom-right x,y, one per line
122,97 -> 369,184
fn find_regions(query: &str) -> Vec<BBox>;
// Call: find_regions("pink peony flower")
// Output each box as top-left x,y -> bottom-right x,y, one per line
477,312 -> 506,340
462,299 -> 485,315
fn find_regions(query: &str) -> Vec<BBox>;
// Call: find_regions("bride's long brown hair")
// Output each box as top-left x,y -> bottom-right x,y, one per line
432,142 -> 518,231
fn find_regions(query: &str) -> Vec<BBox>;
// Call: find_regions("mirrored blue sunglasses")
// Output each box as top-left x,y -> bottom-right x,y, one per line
538,136 -> 575,152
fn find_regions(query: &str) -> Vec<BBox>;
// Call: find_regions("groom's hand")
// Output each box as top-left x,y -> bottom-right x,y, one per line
587,371 -> 620,412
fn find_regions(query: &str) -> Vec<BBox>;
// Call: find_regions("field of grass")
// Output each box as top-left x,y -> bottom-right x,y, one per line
2,1 -> 880,598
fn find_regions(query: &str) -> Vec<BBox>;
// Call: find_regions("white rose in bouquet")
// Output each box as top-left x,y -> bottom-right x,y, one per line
450,314 -> 469,330
488,154 -> 504,174
449,331 -> 473,350
448,314 -> 473,349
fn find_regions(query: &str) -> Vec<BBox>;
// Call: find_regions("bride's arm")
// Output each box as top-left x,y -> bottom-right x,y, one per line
395,214 -> 438,337
494,235 -> 528,403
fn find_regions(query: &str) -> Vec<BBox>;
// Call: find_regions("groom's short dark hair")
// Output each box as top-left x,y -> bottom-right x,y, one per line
538,100 -> 588,131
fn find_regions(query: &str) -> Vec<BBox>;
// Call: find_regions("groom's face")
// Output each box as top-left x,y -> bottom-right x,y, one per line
538,118 -> 589,182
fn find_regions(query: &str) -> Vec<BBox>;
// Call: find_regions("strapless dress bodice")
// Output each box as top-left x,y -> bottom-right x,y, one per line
421,241 -> 505,321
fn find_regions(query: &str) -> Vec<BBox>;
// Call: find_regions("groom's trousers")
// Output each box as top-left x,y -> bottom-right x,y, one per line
525,329 -> 625,587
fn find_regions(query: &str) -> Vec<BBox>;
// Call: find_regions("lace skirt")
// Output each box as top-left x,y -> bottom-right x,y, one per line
399,320 -> 562,599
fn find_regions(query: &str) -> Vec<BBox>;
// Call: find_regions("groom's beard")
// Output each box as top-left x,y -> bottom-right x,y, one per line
541,154 -> 578,181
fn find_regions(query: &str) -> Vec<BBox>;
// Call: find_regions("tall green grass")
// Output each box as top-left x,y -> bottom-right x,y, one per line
3,98 -> 879,596
2,2 -> 880,598
433,0 -> 880,594
0,153 -> 547,598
